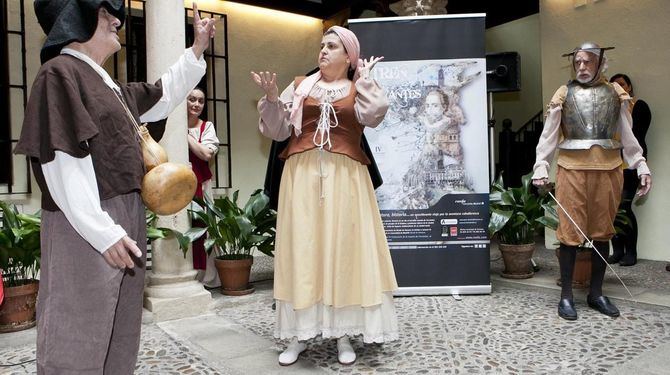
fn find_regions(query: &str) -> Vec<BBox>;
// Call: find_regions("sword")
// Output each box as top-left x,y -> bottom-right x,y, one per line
547,190 -> 635,301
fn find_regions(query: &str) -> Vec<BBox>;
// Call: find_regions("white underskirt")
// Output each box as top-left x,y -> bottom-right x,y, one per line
274,292 -> 399,343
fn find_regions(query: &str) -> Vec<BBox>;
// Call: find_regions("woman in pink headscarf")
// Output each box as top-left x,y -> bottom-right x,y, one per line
252,26 -> 398,366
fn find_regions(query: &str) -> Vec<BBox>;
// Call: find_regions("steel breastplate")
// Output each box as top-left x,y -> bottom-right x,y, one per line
559,82 -> 621,150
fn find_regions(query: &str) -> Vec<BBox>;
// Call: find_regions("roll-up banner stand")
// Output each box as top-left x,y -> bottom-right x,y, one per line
350,15 -> 491,296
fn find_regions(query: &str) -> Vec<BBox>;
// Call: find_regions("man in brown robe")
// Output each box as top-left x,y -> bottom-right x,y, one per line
14,1 -> 215,372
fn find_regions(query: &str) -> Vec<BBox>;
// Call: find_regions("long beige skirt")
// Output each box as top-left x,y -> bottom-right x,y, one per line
273,148 -> 398,343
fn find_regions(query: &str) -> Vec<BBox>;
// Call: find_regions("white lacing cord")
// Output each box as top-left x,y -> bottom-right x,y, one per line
312,102 -> 339,202
312,102 -> 339,150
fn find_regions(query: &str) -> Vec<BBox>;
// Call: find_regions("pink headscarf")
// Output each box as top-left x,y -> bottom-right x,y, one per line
289,26 -> 362,136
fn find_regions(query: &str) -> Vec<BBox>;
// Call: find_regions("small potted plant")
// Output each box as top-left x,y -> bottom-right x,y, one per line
189,189 -> 276,296
489,172 -> 555,279
0,201 -> 41,333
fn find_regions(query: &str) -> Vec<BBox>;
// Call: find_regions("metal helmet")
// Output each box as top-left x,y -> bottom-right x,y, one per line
562,42 -> 614,57
562,42 -> 614,84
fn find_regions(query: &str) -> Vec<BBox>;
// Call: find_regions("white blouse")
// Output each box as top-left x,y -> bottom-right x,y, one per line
257,76 -> 389,142
188,120 -> 220,154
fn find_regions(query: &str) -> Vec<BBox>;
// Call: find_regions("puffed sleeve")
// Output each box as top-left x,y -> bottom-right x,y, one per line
257,83 -> 294,141
531,85 -> 567,180
200,121 -> 220,153
354,77 -> 389,127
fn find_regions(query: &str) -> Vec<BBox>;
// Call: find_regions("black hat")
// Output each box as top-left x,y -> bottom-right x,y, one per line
34,0 -> 125,64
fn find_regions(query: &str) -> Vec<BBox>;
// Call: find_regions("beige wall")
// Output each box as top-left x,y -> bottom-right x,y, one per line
190,1 -> 323,202
540,0 -> 670,261
485,14 -> 542,132
5,1 -> 43,211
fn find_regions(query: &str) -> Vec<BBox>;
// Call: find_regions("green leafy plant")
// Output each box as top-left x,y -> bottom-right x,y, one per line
145,210 -> 195,257
189,189 -> 277,260
488,172 -> 556,245
0,202 -> 41,287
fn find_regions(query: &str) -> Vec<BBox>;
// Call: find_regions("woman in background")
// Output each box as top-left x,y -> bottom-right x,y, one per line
608,73 -> 651,267
187,87 -> 220,287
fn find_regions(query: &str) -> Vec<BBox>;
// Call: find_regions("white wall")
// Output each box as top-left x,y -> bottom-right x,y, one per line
540,0 -> 670,261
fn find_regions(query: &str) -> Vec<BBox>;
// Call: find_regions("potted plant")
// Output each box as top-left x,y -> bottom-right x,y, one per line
189,189 -> 276,296
489,172 -> 556,279
0,201 -> 41,333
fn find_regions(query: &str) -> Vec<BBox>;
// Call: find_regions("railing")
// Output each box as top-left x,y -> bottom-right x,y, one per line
497,110 -> 543,187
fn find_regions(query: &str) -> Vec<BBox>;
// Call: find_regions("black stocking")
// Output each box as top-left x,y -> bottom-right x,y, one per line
590,241 -> 610,298
558,243 -> 578,300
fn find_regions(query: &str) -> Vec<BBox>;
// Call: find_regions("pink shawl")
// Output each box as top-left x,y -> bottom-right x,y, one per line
289,26 -> 362,136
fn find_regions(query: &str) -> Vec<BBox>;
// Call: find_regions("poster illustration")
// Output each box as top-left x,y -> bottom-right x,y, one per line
367,59 -> 489,211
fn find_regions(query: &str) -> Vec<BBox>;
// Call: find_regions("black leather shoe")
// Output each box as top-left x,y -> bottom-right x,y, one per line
558,298 -> 577,320
607,253 -> 624,264
587,295 -> 620,317
619,253 -> 637,267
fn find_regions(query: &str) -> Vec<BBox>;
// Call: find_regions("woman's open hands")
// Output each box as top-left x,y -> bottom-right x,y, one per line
358,56 -> 384,80
251,71 -> 279,102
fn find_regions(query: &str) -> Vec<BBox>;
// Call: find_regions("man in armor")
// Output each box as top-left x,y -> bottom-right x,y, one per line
532,42 -> 652,320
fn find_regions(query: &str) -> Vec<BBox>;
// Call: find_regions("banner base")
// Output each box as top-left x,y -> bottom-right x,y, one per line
394,284 -> 491,296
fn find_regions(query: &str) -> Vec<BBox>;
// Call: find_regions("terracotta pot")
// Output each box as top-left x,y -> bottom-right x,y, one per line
499,243 -> 535,279
214,256 -> 255,296
555,248 -> 592,289
0,280 -> 39,333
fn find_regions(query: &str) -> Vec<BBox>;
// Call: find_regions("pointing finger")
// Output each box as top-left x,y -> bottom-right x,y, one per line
193,2 -> 201,24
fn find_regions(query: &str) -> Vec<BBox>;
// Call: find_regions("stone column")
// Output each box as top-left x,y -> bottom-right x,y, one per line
142,0 -> 211,322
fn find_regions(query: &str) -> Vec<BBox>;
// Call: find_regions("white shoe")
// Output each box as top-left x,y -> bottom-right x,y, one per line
278,338 -> 307,366
337,336 -> 356,365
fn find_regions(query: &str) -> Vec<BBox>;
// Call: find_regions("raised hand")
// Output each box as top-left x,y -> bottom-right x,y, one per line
358,56 -> 384,79
192,2 -> 217,59
250,71 -> 279,102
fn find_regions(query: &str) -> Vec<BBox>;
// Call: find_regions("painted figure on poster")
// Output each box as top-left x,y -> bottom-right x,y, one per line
385,62 -> 479,208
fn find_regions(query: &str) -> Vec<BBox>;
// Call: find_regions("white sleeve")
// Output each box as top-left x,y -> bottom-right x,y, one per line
41,151 -> 127,253
200,121 -> 220,154
139,48 -> 207,122
532,106 -> 562,180
618,101 -> 651,176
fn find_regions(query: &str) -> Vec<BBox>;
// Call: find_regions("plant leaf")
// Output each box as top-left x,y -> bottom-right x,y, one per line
488,208 -> 513,237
